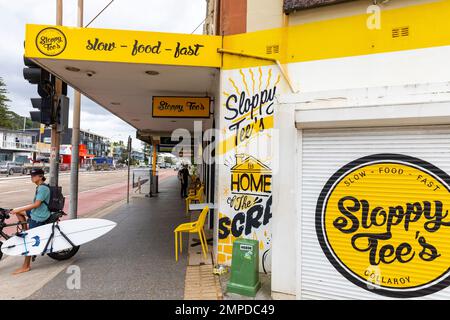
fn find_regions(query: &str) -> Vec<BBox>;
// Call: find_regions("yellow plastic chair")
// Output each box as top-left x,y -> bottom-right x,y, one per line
185,185 -> 204,215
189,182 -> 204,197
174,205 -> 209,261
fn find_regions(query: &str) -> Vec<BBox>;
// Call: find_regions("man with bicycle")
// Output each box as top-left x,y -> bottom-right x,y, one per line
10,168 -> 51,274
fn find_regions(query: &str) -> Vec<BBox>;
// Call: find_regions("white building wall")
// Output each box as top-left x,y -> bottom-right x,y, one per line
246,0 -> 284,32
283,45 -> 450,299
271,101 -> 297,297
288,45 -> 450,94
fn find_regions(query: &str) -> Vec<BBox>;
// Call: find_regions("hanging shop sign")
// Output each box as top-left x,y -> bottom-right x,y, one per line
25,24 -> 222,68
152,96 -> 210,118
316,153 -> 450,298
157,144 -> 176,153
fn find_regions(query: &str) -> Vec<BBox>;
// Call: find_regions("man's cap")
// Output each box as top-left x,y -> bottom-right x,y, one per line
30,168 -> 45,176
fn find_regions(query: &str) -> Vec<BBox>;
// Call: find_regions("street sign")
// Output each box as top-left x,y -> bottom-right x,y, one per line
152,96 -> 210,118
157,144 -> 174,153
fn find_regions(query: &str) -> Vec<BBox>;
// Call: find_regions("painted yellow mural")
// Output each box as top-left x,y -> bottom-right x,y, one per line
316,154 -> 450,298
230,154 -> 271,195
217,66 -> 280,272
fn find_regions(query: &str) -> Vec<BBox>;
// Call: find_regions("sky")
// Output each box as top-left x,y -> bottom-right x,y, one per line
0,0 -> 206,149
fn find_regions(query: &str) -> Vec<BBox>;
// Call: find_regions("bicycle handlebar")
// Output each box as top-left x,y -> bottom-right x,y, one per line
0,208 -> 11,221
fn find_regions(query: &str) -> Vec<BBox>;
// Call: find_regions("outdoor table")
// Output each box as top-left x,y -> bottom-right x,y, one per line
188,203 -> 216,211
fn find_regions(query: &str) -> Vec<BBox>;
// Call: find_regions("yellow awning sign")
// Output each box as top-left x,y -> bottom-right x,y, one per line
152,96 -> 211,118
25,24 -> 222,68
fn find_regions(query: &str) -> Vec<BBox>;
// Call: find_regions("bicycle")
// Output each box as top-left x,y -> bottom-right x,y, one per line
0,208 -> 79,262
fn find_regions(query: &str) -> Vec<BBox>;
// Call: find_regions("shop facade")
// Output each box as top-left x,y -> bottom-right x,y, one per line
24,0 -> 450,299
289,84 -> 450,299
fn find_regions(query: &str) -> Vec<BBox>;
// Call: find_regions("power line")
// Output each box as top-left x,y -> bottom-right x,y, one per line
85,0 -> 115,28
190,16 -> 208,34
191,8 -> 215,34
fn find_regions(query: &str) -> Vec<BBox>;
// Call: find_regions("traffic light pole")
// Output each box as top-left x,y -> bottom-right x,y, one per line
127,136 -> 131,204
49,0 -> 63,187
69,0 -> 83,220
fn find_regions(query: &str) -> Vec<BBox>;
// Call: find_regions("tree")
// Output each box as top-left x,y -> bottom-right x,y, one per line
111,140 -> 130,164
0,77 -> 13,129
0,78 -> 39,130
142,141 -> 151,165
164,156 -> 175,165
8,112 -> 40,130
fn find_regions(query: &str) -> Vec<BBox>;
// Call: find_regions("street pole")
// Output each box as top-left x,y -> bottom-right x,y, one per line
127,136 -> 131,204
49,0 -> 63,187
39,124 -> 44,143
69,0 -> 83,220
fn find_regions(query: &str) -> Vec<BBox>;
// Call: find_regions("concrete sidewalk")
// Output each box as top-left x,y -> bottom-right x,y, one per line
0,176 -> 190,299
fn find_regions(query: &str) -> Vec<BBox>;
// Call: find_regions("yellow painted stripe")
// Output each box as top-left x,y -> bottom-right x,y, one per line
217,115 -> 274,155
223,0 -> 450,69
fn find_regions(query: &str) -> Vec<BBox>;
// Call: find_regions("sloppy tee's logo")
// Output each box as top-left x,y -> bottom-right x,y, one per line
35,27 -> 67,56
316,154 -> 450,298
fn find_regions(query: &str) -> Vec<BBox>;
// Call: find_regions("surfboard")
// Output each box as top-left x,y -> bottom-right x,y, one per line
1,218 -> 117,256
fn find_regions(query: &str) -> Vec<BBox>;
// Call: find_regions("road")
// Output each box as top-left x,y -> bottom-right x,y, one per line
0,170 -> 128,209
0,172 -> 185,300
0,168 -> 177,237
27,175 -> 187,300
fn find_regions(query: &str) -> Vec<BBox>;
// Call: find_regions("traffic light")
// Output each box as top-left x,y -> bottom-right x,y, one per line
23,57 -> 54,125
56,95 -> 69,133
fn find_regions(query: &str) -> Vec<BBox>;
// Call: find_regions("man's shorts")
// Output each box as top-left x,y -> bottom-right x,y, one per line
25,210 -> 45,229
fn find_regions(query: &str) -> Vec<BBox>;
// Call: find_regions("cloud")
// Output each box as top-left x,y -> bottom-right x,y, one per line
0,0 -> 206,149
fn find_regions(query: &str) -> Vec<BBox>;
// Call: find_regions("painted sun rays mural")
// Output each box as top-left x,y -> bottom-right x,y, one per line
216,65 -> 282,272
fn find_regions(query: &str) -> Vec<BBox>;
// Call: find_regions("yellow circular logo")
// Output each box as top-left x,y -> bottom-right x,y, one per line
316,154 -> 450,297
35,27 -> 67,56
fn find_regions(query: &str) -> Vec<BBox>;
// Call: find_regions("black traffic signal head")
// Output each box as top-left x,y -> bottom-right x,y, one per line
24,56 -> 54,125
23,56 -> 68,126
23,57 -> 50,87
29,96 -> 53,125
22,67 -> 42,85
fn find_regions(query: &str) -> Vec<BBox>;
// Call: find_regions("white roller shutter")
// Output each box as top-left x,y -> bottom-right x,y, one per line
299,125 -> 450,300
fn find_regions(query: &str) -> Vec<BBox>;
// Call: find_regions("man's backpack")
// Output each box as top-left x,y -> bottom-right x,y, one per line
39,184 -> 65,212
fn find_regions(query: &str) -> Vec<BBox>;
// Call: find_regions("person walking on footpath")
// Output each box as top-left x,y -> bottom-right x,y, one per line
179,164 -> 190,198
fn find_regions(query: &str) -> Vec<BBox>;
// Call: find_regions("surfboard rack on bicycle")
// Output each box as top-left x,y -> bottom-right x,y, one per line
0,208 -> 80,261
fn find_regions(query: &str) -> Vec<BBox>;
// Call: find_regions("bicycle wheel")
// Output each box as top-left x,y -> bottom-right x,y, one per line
47,246 -> 80,261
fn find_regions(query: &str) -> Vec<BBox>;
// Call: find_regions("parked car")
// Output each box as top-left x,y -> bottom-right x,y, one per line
22,162 -> 50,175
0,161 -> 24,175
158,162 -> 167,169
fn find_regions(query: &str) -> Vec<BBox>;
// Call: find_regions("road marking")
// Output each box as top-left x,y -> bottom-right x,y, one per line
0,189 -> 28,195
65,182 -> 127,198
0,256 -> 74,300
0,170 -> 127,183
0,180 -> 126,197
